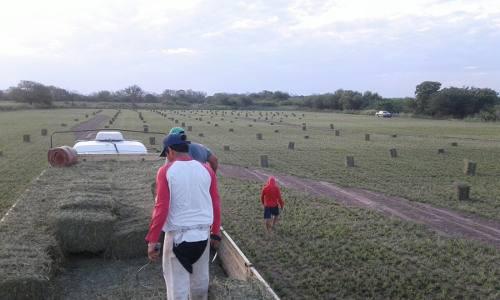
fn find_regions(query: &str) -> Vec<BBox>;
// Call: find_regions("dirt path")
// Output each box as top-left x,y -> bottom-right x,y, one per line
219,164 -> 500,249
72,114 -> 109,140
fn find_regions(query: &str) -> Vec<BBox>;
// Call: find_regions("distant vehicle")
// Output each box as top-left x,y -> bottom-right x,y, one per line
375,111 -> 392,118
73,131 -> 147,154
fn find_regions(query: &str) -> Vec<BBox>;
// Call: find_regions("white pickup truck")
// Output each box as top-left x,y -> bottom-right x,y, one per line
375,111 -> 392,118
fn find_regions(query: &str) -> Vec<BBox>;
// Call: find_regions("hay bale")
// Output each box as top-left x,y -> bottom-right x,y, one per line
256,133 -> 263,140
455,183 -> 470,201
463,159 -> 476,176
345,156 -> 355,167
58,194 -> 114,212
52,210 -> 116,254
274,129 -> 279,133
391,134 -> 397,138
438,148 -> 445,154
335,130 -> 340,136
149,137 -> 156,145
0,276 -> 51,300
390,148 -> 398,158
223,145 -> 230,151
365,134 -> 370,141
288,142 -> 295,150
41,129 -> 47,136
23,134 -> 30,143
260,155 -> 269,168
107,217 -> 148,259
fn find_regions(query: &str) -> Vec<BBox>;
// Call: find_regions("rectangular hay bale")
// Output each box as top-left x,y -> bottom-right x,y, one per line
52,211 -> 116,254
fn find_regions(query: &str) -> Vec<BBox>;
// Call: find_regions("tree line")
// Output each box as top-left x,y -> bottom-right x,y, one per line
0,80 -> 498,120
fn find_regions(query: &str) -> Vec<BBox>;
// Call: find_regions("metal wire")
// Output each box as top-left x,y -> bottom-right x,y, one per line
136,261 -> 154,289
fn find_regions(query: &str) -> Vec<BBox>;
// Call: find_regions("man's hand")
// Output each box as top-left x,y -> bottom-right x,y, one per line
148,243 -> 160,262
210,234 -> 221,250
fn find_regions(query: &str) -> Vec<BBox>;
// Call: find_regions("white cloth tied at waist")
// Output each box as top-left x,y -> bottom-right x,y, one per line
166,224 -> 210,246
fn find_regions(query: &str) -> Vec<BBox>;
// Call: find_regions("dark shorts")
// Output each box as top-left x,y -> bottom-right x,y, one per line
264,206 -> 280,219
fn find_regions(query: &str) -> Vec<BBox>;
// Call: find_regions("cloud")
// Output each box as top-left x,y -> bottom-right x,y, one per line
230,16 -> 279,30
0,0 -> 499,96
160,48 -> 197,56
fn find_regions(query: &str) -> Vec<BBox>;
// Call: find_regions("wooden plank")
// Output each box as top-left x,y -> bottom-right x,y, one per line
219,227 -> 280,299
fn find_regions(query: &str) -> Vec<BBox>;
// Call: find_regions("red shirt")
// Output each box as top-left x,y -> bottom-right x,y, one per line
261,177 -> 284,208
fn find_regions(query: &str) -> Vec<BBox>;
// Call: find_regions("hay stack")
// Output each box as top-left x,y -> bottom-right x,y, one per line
345,156 -> 355,167
455,183 -> 470,201
463,159 -> 476,176
53,210 -> 116,253
260,155 -> 269,168
107,215 -> 148,259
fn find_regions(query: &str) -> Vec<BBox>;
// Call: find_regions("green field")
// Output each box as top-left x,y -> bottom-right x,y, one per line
219,177 -> 499,299
121,109 -> 500,220
2,108 -> 500,219
0,109 -> 111,214
1,108 -> 499,299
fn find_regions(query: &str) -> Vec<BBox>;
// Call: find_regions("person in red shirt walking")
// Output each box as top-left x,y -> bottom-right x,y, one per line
260,176 -> 285,233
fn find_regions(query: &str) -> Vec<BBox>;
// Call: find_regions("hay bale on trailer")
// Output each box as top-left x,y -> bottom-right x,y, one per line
107,215 -> 149,259
52,210 -> 116,254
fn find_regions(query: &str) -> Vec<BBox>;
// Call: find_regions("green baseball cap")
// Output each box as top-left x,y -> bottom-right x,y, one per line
169,127 -> 185,134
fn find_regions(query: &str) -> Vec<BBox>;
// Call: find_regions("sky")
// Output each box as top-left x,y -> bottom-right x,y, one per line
0,0 -> 499,97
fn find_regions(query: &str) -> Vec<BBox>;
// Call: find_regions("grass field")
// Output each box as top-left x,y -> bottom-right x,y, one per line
123,108 -> 500,220
0,109 -> 114,214
2,108 -> 500,220
219,177 -> 500,299
0,108 -> 499,298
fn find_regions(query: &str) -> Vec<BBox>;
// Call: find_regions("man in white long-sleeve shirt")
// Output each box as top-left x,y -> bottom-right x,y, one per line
146,133 -> 221,300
